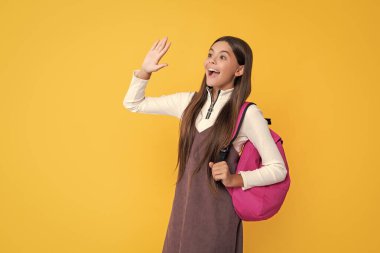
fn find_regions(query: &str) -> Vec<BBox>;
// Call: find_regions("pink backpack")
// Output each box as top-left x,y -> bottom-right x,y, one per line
220,102 -> 291,221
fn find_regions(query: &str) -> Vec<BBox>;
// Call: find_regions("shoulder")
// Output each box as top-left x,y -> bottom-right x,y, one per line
240,103 -> 269,132
245,103 -> 264,119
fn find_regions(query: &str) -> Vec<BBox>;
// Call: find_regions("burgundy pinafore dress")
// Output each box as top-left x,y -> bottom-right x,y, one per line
162,125 -> 243,253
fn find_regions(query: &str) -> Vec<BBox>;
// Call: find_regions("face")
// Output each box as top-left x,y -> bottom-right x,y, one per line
204,41 -> 244,90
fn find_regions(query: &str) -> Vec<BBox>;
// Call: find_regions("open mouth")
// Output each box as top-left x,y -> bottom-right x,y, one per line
207,69 -> 220,78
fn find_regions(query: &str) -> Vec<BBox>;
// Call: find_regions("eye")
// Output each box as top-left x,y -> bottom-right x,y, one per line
207,53 -> 212,57
220,55 -> 226,60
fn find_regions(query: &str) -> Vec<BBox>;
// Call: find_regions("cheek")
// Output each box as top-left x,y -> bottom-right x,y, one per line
220,66 -> 232,76
224,64 -> 237,75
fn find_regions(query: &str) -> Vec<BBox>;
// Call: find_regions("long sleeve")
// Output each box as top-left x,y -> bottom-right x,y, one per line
123,69 -> 195,119
237,105 -> 287,191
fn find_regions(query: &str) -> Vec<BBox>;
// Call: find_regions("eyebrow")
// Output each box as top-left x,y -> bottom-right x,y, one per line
209,48 -> 231,56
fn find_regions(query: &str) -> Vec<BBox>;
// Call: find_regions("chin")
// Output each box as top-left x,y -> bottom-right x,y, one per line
206,80 -> 221,87
206,78 -> 218,86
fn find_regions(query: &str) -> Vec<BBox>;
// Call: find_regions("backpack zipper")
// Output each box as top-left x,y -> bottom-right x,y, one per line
205,89 -> 221,119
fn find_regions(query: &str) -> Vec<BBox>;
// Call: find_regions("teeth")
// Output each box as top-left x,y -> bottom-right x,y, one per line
208,68 -> 220,73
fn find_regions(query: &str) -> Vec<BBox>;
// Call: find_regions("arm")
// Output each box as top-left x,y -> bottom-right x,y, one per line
122,69 -> 195,119
237,105 -> 287,191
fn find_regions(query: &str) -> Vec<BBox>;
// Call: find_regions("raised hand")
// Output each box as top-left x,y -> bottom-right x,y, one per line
141,36 -> 171,74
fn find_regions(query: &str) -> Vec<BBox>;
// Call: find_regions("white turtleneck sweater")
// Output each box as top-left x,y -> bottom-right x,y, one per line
123,70 -> 287,191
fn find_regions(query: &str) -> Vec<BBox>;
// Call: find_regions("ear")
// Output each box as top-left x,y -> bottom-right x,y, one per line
235,65 -> 244,77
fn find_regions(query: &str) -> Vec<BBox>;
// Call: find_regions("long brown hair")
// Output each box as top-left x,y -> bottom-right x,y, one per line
174,36 -> 253,197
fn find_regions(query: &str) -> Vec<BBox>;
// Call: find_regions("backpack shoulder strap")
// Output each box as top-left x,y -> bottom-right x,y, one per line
230,102 -> 271,144
218,101 -> 272,161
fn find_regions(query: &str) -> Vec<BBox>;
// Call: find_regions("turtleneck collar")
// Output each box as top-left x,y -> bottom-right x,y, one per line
206,85 -> 234,100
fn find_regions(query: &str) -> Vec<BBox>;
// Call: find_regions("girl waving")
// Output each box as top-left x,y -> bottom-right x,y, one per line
123,36 -> 287,253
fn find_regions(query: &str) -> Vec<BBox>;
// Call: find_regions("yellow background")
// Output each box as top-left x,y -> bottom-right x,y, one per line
1,0 -> 379,252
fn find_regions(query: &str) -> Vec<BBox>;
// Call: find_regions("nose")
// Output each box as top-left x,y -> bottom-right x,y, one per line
208,56 -> 216,64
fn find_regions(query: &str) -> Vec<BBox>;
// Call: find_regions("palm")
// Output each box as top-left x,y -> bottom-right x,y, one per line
142,37 -> 171,73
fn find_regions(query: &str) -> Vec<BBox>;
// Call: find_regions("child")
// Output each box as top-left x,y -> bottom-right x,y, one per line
123,36 -> 287,253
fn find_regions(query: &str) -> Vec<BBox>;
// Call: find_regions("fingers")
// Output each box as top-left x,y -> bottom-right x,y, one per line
209,161 -> 227,169
156,63 -> 169,70
212,170 -> 224,181
155,38 -> 171,64
150,37 -> 165,51
156,36 -> 168,51
162,40 -> 171,53
150,39 -> 160,51
209,161 -> 228,181
152,36 -> 169,52
147,37 -> 170,72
